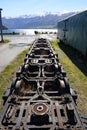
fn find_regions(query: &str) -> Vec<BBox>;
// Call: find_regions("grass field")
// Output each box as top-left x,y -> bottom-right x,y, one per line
51,39 -> 87,115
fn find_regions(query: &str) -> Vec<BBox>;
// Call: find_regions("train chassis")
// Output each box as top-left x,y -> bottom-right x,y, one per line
0,38 -> 86,130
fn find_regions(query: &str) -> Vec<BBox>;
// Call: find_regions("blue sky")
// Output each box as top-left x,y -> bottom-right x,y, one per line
0,0 -> 87,17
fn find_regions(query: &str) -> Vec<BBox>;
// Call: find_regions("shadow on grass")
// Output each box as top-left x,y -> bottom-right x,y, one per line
58,42 -> 87,76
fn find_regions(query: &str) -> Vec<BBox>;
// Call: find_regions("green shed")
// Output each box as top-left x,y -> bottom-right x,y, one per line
58,10 -> 87,57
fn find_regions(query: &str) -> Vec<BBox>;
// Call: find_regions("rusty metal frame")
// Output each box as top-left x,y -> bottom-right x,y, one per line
0,38 -> 86,130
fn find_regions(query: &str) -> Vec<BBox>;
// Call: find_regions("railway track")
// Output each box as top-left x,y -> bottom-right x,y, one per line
0,38 -> 87,130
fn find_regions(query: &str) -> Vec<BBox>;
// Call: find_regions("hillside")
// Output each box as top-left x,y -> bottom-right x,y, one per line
2,12 -> 76,29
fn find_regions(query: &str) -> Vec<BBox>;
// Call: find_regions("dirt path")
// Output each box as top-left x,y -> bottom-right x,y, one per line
0,35 -> 36,72
0,34 -> 57,72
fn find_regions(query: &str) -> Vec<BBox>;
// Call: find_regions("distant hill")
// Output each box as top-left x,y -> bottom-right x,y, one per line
2,12 -> 76,29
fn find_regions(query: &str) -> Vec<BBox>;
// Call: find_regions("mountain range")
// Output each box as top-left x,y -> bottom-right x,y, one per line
2,12 -> 76,29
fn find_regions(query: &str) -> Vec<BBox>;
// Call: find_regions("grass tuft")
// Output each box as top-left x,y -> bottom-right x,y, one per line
4,39 -> 10,43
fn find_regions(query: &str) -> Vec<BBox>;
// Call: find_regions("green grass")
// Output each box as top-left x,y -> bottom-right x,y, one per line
51,39 -> 87,115
0,49 -> 28,100
0,39 -> 10,45
4,39 -> 10,43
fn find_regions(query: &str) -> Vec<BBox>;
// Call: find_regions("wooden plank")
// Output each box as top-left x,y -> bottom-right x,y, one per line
28,124 -> 53,128
51,102 -> 56,129
15,102 -> 25,127
55,101 -> 64,129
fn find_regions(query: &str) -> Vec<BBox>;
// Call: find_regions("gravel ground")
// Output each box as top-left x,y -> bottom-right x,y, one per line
0,34 -> 57,72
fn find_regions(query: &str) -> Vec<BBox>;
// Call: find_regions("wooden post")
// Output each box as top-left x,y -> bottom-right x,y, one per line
0,8 -> 4,43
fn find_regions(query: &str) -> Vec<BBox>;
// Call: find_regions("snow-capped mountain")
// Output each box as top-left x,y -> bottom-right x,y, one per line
2,12 -> 76,29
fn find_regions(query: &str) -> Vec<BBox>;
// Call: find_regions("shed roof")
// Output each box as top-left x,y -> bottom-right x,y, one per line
58,10 -> 87,23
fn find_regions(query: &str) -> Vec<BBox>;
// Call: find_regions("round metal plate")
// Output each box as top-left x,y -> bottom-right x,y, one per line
32,103 -> 48,115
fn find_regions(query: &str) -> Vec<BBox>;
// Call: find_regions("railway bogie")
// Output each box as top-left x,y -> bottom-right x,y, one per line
0,38 -> 86,130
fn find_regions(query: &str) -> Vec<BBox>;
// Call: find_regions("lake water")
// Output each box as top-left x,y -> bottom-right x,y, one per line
3,29 -> 57,35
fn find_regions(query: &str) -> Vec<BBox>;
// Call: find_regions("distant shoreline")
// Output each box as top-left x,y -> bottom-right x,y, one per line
2,28 -> 57,35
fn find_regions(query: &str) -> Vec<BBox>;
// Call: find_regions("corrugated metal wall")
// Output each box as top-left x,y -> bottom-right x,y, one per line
58,10 -> 87,56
